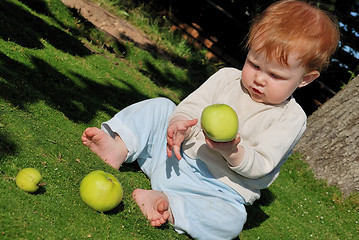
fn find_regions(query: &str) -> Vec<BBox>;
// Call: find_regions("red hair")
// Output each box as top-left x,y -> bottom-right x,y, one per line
246,0 -> 340,71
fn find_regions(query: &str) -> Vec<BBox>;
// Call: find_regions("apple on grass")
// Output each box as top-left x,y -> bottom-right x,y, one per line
201,104 -> 239,142
16,168 -> 42,193
80,170 -> 123,212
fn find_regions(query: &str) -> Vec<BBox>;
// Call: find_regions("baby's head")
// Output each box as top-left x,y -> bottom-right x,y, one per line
246,0 -> 340,72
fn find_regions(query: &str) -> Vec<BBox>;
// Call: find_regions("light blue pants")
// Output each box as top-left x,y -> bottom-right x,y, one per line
102,98 -> 247,240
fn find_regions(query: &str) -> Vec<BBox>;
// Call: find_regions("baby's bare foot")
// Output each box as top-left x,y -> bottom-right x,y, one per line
132,189 -> 174,227
81,127 -> 127,169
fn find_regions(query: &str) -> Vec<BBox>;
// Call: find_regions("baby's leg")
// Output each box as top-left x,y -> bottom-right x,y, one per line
81,127 -> 128,169
132,189 -> 174,227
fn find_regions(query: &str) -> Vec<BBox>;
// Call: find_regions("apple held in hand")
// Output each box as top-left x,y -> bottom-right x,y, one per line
201,104 -> 239,142
16,168 -> 42,193
80,170 -> 123,212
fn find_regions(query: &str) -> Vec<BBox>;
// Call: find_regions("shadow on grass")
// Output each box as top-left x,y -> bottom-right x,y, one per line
0,0 -> 212,120
0,0 -> 213,158
33,185 -> 47,195
0,131 -> 18,161
0,51 -> 149,122
18,0 -> 54,16
243,188 -> 275,230
105,201 -> 125,215
119,162 -> 142,173
0,0 -> 90,56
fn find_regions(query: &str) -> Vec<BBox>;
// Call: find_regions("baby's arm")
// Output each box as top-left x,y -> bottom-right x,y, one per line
166,116 -> 198,160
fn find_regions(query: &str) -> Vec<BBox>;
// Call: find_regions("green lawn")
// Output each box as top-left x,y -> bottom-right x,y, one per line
0,0 -> 358,239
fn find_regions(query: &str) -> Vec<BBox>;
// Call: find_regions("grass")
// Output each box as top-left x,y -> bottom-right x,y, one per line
242,153 -> 359,239
0,0 -> 358,239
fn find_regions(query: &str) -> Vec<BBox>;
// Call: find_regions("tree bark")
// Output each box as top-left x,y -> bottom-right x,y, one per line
294,75 -> 359,196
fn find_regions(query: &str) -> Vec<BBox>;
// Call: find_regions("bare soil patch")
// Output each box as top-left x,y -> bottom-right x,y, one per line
61,0 -> 153,47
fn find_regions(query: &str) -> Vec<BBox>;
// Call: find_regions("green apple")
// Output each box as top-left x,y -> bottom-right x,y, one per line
201,104 -> 239,142
16,168 -> 42,193
80,170 -> 123,212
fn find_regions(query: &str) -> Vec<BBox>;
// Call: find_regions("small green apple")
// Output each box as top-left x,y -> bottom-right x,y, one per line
201,104 -> 239,142
80,170 -> 123,212
16,168 -> 42,193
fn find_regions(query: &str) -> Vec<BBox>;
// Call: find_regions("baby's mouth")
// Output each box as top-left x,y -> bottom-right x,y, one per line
252,87 -> 262,95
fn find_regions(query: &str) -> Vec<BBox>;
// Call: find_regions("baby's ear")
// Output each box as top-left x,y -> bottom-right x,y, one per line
298,70 -> 320,88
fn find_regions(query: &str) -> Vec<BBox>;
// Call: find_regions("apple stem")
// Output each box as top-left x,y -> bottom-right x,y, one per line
38,183 -> 47,186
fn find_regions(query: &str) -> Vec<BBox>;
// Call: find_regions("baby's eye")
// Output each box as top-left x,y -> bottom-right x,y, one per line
271,73 -> 282,79
251,62 -> 260,69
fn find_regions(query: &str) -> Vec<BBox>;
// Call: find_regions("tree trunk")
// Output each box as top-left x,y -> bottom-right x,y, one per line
294,75 -> 359,196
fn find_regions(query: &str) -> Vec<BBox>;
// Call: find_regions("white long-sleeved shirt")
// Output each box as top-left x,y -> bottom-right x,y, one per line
170,67 -> 307,204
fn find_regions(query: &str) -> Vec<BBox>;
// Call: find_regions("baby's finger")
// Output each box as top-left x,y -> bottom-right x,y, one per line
232,133 -> 241,145
166,135 -> 173,146
185,119 -> 198,128
173,145 -> 182,160
167,128 -> 174,139
166,143 -> 173,157
204,137 -> 215,149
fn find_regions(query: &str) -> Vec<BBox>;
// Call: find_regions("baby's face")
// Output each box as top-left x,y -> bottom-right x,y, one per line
241,49 -> 309,105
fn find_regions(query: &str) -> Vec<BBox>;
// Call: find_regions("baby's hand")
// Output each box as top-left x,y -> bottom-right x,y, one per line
167,118 -> 198,160
204,132 -> 241,154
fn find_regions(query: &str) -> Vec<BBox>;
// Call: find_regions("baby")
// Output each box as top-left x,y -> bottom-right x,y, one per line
82,1 -> 339,239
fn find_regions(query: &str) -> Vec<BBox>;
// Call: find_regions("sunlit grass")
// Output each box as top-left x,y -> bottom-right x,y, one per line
0,0 -> 358,239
